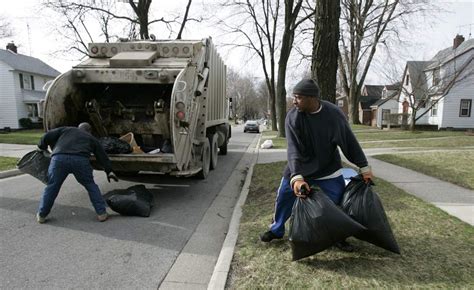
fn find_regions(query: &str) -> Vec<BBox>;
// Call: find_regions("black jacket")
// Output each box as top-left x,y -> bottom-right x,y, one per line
38,127 -> 112,173
284,101 -> 368,179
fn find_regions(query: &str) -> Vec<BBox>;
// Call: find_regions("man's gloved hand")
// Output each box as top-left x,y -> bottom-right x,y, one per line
107,172 -> 119,183
292,180 -> 310,198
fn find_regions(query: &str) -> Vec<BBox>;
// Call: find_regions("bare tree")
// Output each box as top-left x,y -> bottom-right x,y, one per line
218,0 -> 281,131
43,0 -> 122,57
227,69 -> 265,121
0,15 -> 13,39
311,0 -> 340,103
338,0 -> 433,124
275,0 -> 313,137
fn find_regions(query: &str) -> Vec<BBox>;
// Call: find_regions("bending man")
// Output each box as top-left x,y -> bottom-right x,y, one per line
36,122 -> 118,223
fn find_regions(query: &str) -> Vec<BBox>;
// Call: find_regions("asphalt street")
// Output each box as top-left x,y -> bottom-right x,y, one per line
0,125 -> 258,289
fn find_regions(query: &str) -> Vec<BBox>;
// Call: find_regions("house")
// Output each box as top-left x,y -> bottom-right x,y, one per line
360,85 -> 384,125
336,85 -> 383,125
0,42 -> 60,129
397,35 -> 474,130
370,83 -> 400,128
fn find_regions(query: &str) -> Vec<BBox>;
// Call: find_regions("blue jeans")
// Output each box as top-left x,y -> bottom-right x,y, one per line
269,175 -> 346,237
38,154 -> 107,217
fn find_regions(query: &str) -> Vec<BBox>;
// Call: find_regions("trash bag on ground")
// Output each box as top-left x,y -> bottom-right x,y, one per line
341,176 -> 401,254
289,190 -> 366,261
16,150 -> 51,184
260,139 -> 273,149
104,185 -> 154,217
99,137 -> 132,154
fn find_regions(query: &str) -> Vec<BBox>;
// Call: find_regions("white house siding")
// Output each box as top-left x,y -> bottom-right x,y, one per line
439,69 -> 474,129
0,62 -> 19,128
375,100 -> 398,128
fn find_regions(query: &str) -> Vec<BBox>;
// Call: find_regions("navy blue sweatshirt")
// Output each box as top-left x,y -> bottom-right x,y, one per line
283,101 -> 368,179
38,127 -> 112,173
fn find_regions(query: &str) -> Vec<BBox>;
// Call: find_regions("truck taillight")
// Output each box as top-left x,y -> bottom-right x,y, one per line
176,111 -> 185,120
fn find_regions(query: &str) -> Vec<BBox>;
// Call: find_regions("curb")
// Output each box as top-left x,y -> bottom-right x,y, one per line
0,169 -> 23,179
207,135 -> 261,290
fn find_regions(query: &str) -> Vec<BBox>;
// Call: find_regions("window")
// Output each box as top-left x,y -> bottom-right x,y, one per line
19,73 -> 24,89
405,74 -> 410,85
19,73 -> 34,90
459,99 -> 472,117
382,109 -> 390,121
433,68 -> 440,86
337,100 -> 344,107
30,75 -> 35,90
26,103 -> 39,119
431,102 -> 438,117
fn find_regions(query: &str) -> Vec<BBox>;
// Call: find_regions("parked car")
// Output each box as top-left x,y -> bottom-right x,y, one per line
244,120 -> 260,133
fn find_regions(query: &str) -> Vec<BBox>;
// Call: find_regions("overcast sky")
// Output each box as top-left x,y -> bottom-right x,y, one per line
1,0 -> 473,84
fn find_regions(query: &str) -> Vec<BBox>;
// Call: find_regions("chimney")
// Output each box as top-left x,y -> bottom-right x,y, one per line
453,34 -> 465,49
6,42 -> 17,53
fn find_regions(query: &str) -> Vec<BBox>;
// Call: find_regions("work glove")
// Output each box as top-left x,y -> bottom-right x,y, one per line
292,179 -> 310,198
107,171 -> 119,183
360,166 -> 373,183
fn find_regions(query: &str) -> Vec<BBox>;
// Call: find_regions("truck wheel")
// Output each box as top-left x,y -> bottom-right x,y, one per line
197,139 -> 210,179
208,133 -> 218,170
219,139 -> 228,155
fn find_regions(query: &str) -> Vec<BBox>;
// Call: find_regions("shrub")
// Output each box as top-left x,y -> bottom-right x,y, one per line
19,118 -> 33,129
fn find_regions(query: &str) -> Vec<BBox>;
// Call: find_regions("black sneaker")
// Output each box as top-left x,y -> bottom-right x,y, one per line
259,230 -> 283,242
334,240 -> 355,252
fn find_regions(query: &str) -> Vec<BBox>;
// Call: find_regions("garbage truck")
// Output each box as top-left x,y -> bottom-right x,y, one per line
43,38 -> 231,179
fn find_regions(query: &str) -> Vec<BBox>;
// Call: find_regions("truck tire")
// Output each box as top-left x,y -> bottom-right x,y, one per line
208,133 -> 218,170
219,141 -> 228,155
197,139 -> 210,179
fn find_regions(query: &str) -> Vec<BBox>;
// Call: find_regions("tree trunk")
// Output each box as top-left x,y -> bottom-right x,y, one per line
311,0 -> 340,103
349,85 -> 361,124
270,90 -> 278,131
276,22 -> 294,138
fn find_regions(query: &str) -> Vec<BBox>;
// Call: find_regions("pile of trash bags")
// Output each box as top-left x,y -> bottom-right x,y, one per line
289,173 -> 400,261
99,137 -> 132,154
104,185 -> 154,217
16,150 -> 51,184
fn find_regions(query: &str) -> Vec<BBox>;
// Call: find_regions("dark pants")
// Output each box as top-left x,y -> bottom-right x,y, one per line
269,175 -> 346,237
38,154 -> 106,217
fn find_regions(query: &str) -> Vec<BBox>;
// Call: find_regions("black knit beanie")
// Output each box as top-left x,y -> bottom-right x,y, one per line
293,79 -> 320,98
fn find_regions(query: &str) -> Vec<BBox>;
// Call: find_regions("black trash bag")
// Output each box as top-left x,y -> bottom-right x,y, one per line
341,176 -> 400,254
99,137 -> 132,154
104,185 -> 154,217
16,150 -> 51,184
289,190 -> 366,261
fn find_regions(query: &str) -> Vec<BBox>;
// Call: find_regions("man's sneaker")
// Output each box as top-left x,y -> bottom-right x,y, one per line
97,213 -> 108,222
334,240 -> 355,252
36,213 -> 46,224
260,230 -> 283,242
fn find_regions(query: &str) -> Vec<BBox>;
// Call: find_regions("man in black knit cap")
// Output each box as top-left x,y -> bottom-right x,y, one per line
260,79 -> 373,252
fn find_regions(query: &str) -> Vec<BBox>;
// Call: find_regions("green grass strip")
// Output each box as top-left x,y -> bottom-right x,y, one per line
0,129 -> 43,145
0,156 -> 19,171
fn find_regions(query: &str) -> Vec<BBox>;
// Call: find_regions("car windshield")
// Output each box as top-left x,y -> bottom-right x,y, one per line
245,121 -> 257,125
